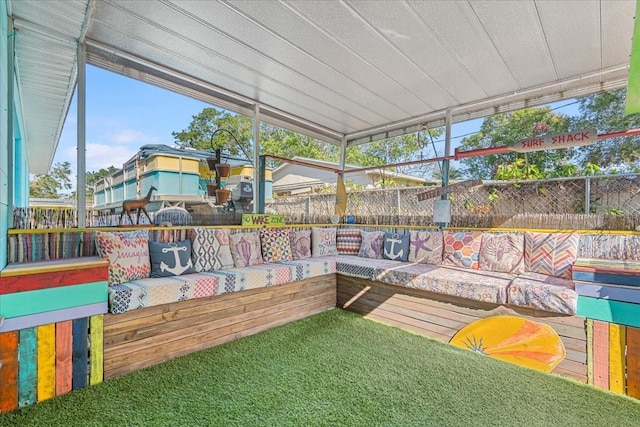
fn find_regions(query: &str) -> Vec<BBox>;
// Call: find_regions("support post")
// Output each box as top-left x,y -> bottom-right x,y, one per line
585,176 -> 591,214
7,22 -> 15,228
258,155 -> 266,214
252,104 -> 262,213
439,110 -> 452,228
77,43 -> 87,228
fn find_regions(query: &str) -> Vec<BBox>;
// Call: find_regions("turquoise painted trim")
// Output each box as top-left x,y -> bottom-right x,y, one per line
0,281 -> 108,319
18,327 -> 37,407
0,1 -> 9,270
577,295 -> 640,328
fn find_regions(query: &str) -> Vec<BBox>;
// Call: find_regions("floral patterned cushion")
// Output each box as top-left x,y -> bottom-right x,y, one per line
95,229 -> 151,286
189,227 -> 234,272
408,230 -> 443,264
508,271 -> 577,315
336,228 -> 362,255
383,232 -> 410,262
479,233 -> 524,274
290,230 -> 312,260
229,232 -> 264,267
259,228 -> 293,263
525,232 -> 579,279
312,227 -> 338,257
442,231 -> 482,269
358,231 -> 384,259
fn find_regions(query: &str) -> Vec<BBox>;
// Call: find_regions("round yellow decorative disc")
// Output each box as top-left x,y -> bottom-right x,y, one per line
449,315 -> 566,373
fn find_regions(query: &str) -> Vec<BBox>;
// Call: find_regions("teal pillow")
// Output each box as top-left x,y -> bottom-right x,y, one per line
383,232 -> 410,262
149,240 -> 196,277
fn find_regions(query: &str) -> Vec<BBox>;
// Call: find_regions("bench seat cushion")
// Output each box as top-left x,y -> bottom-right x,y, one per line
508,272 -> 577,315
331,255 -> 402,279
572,258 -> 640,287
373,263 -> 511,304
109,258 -> 337,314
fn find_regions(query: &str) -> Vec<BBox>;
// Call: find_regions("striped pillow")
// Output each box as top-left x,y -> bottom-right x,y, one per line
524,232 -> 579,279
336,228 -> 361,255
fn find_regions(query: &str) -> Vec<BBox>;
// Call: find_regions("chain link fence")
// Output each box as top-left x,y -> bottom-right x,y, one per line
271,174 -> 640,230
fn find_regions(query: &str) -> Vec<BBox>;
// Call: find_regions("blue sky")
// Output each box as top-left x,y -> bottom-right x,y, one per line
54,65 -> 579,177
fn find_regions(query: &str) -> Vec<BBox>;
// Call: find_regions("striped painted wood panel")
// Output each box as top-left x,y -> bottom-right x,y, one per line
592,321 -> 609,389
72,318 -> 89,390
18,328 -> 37,407
586,319 -> 594,384
0,302 -> 108,333
0,331 -> 19,412
608,323 -> 626,394
0,282 -> 107,319
577,296 -> 640,328
0,266 -> 108,294
37,324 -> 56,402
55,321 -> 73,396
89,315 -> 104,386
627,327 -> 640,399
575,282 -> 640,305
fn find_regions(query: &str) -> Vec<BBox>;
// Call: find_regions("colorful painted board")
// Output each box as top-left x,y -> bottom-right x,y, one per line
627,327 -> 640,399
449,315 -> 566,373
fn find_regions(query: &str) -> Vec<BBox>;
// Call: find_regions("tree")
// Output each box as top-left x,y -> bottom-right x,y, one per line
85,166 -> 118,198
259,125 -> 336,169
571,89 -> 640,169
29,161 -> 72,198
172,108 -> 253,159
458,107 -> 571,179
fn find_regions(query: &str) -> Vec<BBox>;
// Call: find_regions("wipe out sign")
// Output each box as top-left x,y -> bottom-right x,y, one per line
509,129 -> 597,153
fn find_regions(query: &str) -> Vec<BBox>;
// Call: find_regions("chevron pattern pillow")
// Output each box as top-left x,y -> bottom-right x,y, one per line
336,228 -> 362,255
524,232 -> 579,279
189,227 -> 234,272
260,228 -> 293,263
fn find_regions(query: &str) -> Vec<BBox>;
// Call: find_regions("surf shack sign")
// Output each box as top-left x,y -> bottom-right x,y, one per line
509,129 -> 597,153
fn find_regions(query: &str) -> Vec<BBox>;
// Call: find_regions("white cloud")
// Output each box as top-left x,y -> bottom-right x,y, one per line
64,143 -> 139,171
107,129 -> 158,145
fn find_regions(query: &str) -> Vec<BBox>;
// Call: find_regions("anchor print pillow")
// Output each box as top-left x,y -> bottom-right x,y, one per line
95,229 -> 151,286
383,232 -> 410,262
229,231 -> 264,267
149,240 -> 196,278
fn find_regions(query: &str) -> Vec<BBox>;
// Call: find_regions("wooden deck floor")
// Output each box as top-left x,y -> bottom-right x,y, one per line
337,275 -> 587,382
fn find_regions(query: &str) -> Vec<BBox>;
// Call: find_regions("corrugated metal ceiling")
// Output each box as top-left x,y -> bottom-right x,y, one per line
8,0 -> 637,174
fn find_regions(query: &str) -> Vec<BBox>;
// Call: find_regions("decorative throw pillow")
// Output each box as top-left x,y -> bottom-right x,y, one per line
442,231 -> 483,269
290,230 -> 312,260
525,232 -> 580,279
260,228 -> 293,263
149,240 -> 196,278
358,231 -> 384,259
189,227 -> 234,272
311,227 -> 338,257
95,229 -> 151,286
336,228 -> 362,255
479,233 -> 524,274
229,232 -> 264,267
383,232 -> 410,262
408,230 -> 443,264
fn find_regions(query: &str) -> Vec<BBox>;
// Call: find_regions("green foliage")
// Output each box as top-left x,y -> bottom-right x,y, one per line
85,166 -> 118,197
571,89 -> 640,168
29,162 -> 72,198
172,108 -> 253,158
494,158 -> 544,181
459,107 -> 570,179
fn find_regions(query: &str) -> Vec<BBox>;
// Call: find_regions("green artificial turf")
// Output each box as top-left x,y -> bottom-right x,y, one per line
2,309 -> 640,426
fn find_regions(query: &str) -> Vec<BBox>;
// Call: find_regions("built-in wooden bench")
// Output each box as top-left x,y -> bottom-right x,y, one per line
103,274 -> 336,379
